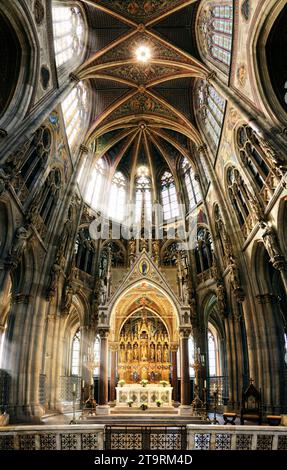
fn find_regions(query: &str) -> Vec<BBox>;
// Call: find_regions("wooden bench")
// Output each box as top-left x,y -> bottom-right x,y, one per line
266,415 -> 281,426
223,412 -> 237,425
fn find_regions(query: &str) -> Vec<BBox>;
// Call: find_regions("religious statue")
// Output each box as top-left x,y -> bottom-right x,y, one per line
163,346 -> 169,363
120,346 -> 126,363
141,342 -> 148,361
152,240 -> 160,264
262,226 -> 281,260
99,278 -> 107,305
62,284 -> 74,315
150,344 -> 155,361
9,225 -> 32,263
127,348 -> 133,362
228,257 -> 240,290
182,280 -> 190,305
156,347 -> 162,363
133,344 -> 139,361
129,239 -> 136,255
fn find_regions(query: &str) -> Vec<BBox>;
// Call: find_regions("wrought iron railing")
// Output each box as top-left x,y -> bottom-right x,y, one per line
104,425 -> 187,450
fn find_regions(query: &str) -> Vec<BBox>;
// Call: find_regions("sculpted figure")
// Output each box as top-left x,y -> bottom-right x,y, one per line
263,227 -> 281,259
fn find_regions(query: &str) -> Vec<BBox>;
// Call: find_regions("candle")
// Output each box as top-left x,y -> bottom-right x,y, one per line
204,380 -> 207,388
213,384 -> 216,392
91,377 -> 94,386
82,380 -> 85,388
73,383 -> 76,392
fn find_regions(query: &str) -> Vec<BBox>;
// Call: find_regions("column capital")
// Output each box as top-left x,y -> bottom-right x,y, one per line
70,73 -> 80,83
98,328 -> 110,339
109,342 -> 119,352
170,343 -> 179,352
179,327 -> 191,339
197,143 -> 208,154
79,144 -> 89,154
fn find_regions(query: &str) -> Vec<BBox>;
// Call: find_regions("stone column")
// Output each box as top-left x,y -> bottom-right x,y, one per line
109,344 -> 118,403
179,328 -> 191,415
171,345 -> 179,402
97,329 -> 110,414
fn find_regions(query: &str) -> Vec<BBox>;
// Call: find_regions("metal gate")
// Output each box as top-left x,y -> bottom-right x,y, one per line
104,425 -> 187,450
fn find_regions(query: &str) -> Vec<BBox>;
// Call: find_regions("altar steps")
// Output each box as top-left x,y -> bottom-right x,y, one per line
110,407 -> 177,415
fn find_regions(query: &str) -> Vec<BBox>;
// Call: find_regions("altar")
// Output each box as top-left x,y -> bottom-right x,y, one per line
116,384 -> 173,408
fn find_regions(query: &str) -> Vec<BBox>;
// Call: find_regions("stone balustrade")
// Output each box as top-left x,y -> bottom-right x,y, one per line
186,425 -> 287,450
0,425 -> 105,450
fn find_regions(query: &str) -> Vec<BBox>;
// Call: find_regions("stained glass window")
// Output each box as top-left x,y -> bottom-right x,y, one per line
181,158 -> 202,211
61,81 -> 90,151
210,4 -> 233,67
52,4 -> 85,68
197,82 -> 226,151
107,171 -> 127,222
135,174 -> 152,222
160,171 -> 179,220
71,329 -> 81,376
85,158 -> 108,211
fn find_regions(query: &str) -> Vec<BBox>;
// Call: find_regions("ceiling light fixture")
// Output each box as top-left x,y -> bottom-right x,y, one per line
135,45 -> 151,63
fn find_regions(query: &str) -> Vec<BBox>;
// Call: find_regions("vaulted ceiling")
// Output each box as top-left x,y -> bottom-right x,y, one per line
78,0 -> 209,181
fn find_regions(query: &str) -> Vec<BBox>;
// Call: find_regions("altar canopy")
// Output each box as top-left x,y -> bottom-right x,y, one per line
118,308 -> 171,383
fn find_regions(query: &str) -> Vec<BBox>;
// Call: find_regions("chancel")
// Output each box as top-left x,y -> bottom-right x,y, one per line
0,0 -> 287,453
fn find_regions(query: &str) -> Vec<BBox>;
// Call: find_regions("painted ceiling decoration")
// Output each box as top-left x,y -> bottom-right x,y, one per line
79,0 -> 209,180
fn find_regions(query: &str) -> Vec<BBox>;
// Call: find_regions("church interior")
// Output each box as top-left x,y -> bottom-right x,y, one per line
0,0 -> 287,452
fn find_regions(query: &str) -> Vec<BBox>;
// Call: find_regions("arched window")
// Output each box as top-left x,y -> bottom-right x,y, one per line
75,228 -> 96,275
61,81 -> 90,152
160,171 -> 179,220
198,2 -> 233,69
227,166 -> 250,229
71,329 -> 81,375
85,158 -> 108,211
0,11 -> 21,119
208,330 -> 217,376
107,171 -> 127,222
52,3 -> 86,69
237,125 -> 275,203
196,81 -> 226,153
181,158 -> 202,211
10,126 -> 52,203
135,174 -> 152,223
195,227 -> 213,274
38,168 -> 62,228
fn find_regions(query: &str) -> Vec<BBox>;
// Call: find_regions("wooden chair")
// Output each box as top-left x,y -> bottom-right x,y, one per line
240,380 -> 262,425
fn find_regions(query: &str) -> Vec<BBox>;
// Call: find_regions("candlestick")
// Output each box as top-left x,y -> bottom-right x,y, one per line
204,380 -> 207,388
82,379 -> 85,388
73,383 -> 76,392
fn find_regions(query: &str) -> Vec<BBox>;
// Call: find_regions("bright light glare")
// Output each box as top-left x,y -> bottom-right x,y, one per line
136,45 -> 151,63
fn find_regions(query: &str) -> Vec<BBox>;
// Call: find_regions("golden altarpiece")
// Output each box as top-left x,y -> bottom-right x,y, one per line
118,308 -> 170,384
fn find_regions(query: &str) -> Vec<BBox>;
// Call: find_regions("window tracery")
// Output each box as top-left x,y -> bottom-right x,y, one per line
181,158 -> 202,212
71,329 -> 81,376
199,2 -> 233,69
85,158 -> 108,212
237,125 -> 276,205
226,166 -> 250,231
196,81 -> 226,153
195,227 -> 213,274
160,171 -> 179,220
61,81 -> 90,153
135,174 -> 152,223
52,3 -> 85,68
107,171 -> 127,222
